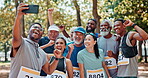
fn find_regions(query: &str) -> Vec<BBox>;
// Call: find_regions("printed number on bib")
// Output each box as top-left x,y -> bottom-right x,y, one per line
46,70 -> 67,78
104,56 -> 117,69
17,66 -> 41,78
73,67 -> 80,78
118,51 -> 129,66
87,68 -> 105,78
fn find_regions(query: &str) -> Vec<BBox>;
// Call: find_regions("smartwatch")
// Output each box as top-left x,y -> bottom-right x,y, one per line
132,24 -> 137,28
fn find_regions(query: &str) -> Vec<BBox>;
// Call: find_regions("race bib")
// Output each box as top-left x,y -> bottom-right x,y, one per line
118,51 -> 129,66
46,70 -> 67,78
87,68 -> 106,78
17,66 -> 41,78
104,56 -> 117,69
73,67 -> 80,78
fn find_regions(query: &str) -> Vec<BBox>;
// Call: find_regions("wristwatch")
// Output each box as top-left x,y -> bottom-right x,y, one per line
55,58 -> 60,60
132,23 -> 137,28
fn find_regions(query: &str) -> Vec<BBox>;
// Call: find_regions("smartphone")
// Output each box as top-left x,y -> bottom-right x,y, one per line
22,5 -> 39,14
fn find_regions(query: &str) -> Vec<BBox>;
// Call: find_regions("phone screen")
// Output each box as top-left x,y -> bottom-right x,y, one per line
22,5 -> 39,14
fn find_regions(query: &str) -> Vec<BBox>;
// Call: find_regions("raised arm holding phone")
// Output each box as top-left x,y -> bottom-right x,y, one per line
9,3 -> 60,78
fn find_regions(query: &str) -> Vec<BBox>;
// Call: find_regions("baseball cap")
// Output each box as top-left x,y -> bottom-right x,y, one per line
48,24 -> 59,31
74,27 -> 86,34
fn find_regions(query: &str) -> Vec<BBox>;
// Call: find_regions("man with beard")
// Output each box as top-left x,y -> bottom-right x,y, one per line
97,19 -> 119,78
114,19 -> 148,78
86,19 -> 99,37
66,27 -> 86,77
9,3 -> 60,78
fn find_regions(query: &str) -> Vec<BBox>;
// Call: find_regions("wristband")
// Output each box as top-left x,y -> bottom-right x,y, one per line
55,58 -> 60,60
131,24 -> 137,28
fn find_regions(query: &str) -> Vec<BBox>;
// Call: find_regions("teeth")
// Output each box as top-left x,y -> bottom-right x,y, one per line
34,30 -> 39,34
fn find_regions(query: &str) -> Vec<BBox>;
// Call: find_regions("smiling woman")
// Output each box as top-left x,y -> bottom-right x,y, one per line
46,37 -> 73,78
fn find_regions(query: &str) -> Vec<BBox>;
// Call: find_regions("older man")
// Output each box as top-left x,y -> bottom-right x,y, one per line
97,19 -> 119,78
38,24 -> 60,54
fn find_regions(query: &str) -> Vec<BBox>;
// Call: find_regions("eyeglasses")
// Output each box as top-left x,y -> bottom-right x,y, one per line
32,26 -> 44,31
87,23 -> 95,25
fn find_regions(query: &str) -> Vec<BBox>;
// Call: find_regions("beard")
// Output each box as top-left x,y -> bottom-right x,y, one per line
86,26 -> 95,33
100,28 -> 110,36
74,39 -> 83,44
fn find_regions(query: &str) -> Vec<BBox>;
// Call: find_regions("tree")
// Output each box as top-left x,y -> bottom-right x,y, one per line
73,0 -> 82,26
92,0 -> 101,33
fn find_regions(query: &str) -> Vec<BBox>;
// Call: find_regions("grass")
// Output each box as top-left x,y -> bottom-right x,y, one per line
0,61 -> 10,65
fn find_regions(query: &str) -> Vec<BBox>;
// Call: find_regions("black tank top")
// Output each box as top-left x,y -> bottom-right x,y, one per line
50,56 -> 66,73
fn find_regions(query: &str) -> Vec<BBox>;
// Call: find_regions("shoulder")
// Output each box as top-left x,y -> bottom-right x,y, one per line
78,48 -> 86,54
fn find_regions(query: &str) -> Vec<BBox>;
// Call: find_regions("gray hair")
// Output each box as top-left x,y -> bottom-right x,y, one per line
101,19 -> 112,27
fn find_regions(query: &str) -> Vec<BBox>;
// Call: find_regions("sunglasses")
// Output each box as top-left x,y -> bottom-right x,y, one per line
87,23 -> 95,25
32,26 -> 44,31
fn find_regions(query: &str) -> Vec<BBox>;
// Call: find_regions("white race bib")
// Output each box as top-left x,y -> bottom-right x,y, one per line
118,51 -> 129,66
104,56 -> 117,69
73,67 -> 80,78
87,68 -> 106,78
46,70 -> 67,78
17,66 -> 41,78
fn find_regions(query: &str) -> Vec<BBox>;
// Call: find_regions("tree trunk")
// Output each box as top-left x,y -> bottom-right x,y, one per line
73,0 -> 81,26
4,43 -> 8,62
144,40 -> 147,63
92,0 -> 101,33
46,0 -> 50,29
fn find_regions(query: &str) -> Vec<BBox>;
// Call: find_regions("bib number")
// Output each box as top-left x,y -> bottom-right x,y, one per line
46,70 -> 67,78
73,67 -> 80,78
17,66 -> 41,78
87,68 -> 105,78
118,51 -> 129,66
104,56 -> 117,69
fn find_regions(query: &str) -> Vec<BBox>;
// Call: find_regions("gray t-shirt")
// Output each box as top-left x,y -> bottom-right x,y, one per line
117,33 -> 138,77
9,38 -> 47,78
77,48 -> 107,78
97,35 -> 119,78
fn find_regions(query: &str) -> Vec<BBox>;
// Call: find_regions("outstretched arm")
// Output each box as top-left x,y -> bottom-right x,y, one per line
48,8 -> 54,25
12,3 -> 29,57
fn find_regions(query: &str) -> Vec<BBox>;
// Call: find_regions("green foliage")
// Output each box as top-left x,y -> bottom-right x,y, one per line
112,0 -> 148,32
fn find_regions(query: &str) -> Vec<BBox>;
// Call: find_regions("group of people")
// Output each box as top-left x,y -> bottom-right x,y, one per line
9,3 -> 148,78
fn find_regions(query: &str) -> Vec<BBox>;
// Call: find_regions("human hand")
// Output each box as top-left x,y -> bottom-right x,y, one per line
47,40 -> 54,46
68,44 -> 74,54
59,25 -> 65,32
17,3 -> 29,16
48,8 -> 54,15
123,20 -> 134,27
107,50 -> 113,57
54,49 -> 61,58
